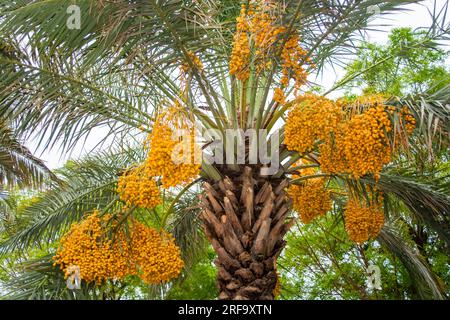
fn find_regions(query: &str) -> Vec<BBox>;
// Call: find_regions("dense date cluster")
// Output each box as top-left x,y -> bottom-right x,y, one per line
289,178 -> 332,224
117,167 -> 161,209
53,211 -> 183,285
344,198 -> 385,243
288,163 -> 332,224
319,104 -> 393,179
117,107 -> 200,208
285,94 -> 342,154
145,108 -> 200,188
53,212 -> 134,284
130,222 -> 184,283
285,95 -> 416,242
286,94 -> 416,179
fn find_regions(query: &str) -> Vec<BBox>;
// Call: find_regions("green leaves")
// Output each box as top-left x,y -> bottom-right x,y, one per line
0,0 -> 426,158
0,55 -> 156,153
378,227 -> 447,300
0,119 -> 55,189
0,145 -> 145,255
400,85 -> 450,156
342,28 -> 450,96
368,173 -> 450,248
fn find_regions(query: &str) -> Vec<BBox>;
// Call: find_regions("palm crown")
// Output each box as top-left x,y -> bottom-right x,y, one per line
0,0 -> 449,300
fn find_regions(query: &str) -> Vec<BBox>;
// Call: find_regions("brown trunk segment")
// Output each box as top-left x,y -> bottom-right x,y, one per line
199,166 -> 293,300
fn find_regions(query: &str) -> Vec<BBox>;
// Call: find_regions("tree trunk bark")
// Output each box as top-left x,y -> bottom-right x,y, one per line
199,166 -> 293,300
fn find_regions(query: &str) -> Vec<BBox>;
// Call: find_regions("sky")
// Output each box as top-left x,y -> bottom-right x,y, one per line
319,0 -> 449,96
27,0 -> 449,170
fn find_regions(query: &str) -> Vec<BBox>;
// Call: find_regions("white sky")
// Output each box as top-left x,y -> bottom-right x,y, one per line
27,0 -> 449,169
318,0 -> 449,96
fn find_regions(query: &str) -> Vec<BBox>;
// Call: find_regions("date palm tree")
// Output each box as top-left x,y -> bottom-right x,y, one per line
0,0 -> 448,300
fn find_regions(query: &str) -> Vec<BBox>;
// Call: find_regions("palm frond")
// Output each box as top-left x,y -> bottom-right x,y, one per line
298,0 -> 423,73
0,143 -> 146,255
0,119 -> 55,188
166,189 -> 208,270
399,84 -> 450,155
1,254 -> 97,300
362,173 -> 450,249
378,227 -> 447,299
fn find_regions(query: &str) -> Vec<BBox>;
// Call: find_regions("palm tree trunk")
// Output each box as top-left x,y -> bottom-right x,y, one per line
199,166 -> 293,300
